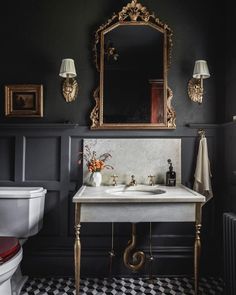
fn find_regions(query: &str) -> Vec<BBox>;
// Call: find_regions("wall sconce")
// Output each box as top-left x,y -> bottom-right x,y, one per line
188,60 -> 210,104
59,58 -> 78,102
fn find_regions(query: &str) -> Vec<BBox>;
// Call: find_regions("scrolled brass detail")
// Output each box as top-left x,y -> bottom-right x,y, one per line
188,78 -> 203,104
123,223 -> 145,272
90,87 -> 100,128
93,0 -> 173,72
167,87 -> 176,128
62,78 -> 78,103
93,14 -> 118,71
91,0 -> 175,129
119,0 -> 151,22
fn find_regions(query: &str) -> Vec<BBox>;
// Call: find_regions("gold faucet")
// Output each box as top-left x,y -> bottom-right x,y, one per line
148,175 -> 155,186
111,174 -> 118,186
129,175 -> 137,186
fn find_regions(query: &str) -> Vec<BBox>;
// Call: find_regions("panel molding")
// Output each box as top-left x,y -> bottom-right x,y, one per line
0,124 -> 218,276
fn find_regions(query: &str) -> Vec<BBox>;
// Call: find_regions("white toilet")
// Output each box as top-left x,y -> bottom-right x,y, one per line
0,187 -> 46,295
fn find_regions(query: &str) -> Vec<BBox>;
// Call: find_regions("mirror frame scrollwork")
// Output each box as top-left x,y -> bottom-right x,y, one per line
90,0 -> 176,129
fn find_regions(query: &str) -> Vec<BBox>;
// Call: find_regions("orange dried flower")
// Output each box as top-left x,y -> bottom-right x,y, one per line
78,145 -> 113,172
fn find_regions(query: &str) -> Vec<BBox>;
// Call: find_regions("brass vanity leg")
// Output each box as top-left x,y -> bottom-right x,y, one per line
74,203 -> 81,295
194,203 -> 202,295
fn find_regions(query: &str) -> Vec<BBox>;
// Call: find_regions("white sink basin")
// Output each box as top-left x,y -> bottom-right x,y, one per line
73,184 -> 206,204
106,185 -> 166,197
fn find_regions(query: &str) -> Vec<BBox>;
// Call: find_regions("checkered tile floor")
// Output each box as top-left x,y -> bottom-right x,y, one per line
20,277 -> 224,295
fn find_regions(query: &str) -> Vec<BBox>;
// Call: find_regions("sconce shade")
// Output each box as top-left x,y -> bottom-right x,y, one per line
59,58 -> 77,78
193,60 -> 210,79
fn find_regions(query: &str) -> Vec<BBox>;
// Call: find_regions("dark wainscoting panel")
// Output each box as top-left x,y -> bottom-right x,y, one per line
39,191 -> 61,237
222,122 -> 236,211
25,136 -> 61,181
0,124 -> 219,277
0,136 -> 15,181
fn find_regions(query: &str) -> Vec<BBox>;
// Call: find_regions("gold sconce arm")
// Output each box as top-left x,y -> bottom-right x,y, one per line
188,77 -> 204,104
59,58 -> 79,103
62,76 -> 79,103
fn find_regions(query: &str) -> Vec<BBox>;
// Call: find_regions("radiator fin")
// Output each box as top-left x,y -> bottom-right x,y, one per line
223,212 -> 236,295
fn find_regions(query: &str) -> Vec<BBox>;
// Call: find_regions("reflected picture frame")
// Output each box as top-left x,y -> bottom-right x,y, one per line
5,84 -> 43,117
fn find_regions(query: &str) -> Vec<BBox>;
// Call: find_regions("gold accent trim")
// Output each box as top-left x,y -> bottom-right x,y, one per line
62,78 -> 78,103
93,2 -> 173,72
93,14 -> 118,71
91,78 -> 177,130
119,0 -> 151,22
188,78 -> 203,104
74,203 -> 81,295
5,84 -> 43,118
90,87 -> 100,128
123,223 -> 145,271
91,0 -> 174,130
167,87 -> 176,128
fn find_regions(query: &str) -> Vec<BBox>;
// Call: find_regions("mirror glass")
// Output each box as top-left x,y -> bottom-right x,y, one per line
90,0 -> 176,129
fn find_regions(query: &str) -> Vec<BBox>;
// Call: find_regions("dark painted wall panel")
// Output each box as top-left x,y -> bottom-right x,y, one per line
39,191 -> 61,237
222,123 -> 236,212
0,137 -> 14,181
25,136 -> 61,181
70,137 -> 83,182
225,1 -> 236,122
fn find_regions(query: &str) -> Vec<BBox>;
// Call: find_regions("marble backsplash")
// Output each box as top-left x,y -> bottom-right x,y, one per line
83,138 -> 181,186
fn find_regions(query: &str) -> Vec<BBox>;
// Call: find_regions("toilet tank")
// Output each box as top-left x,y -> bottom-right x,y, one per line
0,187 -> 46,238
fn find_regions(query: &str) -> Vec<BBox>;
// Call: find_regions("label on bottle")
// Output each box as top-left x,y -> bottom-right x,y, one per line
166,171 -> 176,186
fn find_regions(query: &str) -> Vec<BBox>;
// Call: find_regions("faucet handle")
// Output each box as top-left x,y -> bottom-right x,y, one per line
111,174 -> 118,186
130,175 -> 137,186
148,175 -> 155,186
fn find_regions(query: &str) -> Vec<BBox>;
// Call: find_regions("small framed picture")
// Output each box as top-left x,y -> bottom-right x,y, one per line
5,84 -> 43,117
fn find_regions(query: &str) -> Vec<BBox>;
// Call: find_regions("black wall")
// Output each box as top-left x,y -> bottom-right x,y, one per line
0,0 -> 226,277
0,0 -> 220,125
221,1 -> 236,213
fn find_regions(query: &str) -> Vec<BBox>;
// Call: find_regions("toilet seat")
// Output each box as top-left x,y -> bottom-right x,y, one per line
0,237 -> 20,264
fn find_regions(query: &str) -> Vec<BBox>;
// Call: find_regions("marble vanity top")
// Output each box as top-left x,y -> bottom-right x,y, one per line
73,184 -> 205,203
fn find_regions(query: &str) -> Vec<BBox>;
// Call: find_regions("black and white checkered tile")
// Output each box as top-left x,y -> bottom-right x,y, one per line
21,277 -> 224,295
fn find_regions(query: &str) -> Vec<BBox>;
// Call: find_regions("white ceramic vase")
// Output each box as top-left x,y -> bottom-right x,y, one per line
90,171 -> 102,187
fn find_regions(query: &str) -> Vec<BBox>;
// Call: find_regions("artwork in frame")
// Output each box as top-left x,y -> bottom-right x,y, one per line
5,84 -> 43,117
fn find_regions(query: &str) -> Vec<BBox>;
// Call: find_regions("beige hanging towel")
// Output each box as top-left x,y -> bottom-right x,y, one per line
193,137 -> 213,202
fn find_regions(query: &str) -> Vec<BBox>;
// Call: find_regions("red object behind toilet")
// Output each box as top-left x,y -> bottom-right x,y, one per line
0,237 -> 20,264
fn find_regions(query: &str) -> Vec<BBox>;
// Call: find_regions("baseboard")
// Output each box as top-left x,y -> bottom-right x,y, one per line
22,245 -> 195,277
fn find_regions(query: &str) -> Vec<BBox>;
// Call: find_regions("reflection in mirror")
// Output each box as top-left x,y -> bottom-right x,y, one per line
104,25 -> 164,124
90,0 -> 176,129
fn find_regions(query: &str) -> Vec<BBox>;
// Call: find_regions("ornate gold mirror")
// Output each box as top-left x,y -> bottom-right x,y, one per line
90,0 -> 176,129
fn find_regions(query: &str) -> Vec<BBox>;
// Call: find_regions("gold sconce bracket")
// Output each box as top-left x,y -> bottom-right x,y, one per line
188,78 -> 203,104
59,58 -> 78,103
62,78 -> 79,103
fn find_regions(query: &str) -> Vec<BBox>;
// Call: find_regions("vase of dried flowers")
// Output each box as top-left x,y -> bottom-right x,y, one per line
90,171 -> 102,187
78,145 -> 113,187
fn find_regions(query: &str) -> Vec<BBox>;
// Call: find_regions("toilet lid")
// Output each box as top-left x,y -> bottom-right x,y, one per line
0,237 -> 20,264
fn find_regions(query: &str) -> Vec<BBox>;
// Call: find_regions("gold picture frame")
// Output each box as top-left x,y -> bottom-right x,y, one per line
5,84 -> 43,117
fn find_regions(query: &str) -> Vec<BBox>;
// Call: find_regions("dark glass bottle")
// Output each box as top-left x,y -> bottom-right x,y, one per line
166,159 -> 176,186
